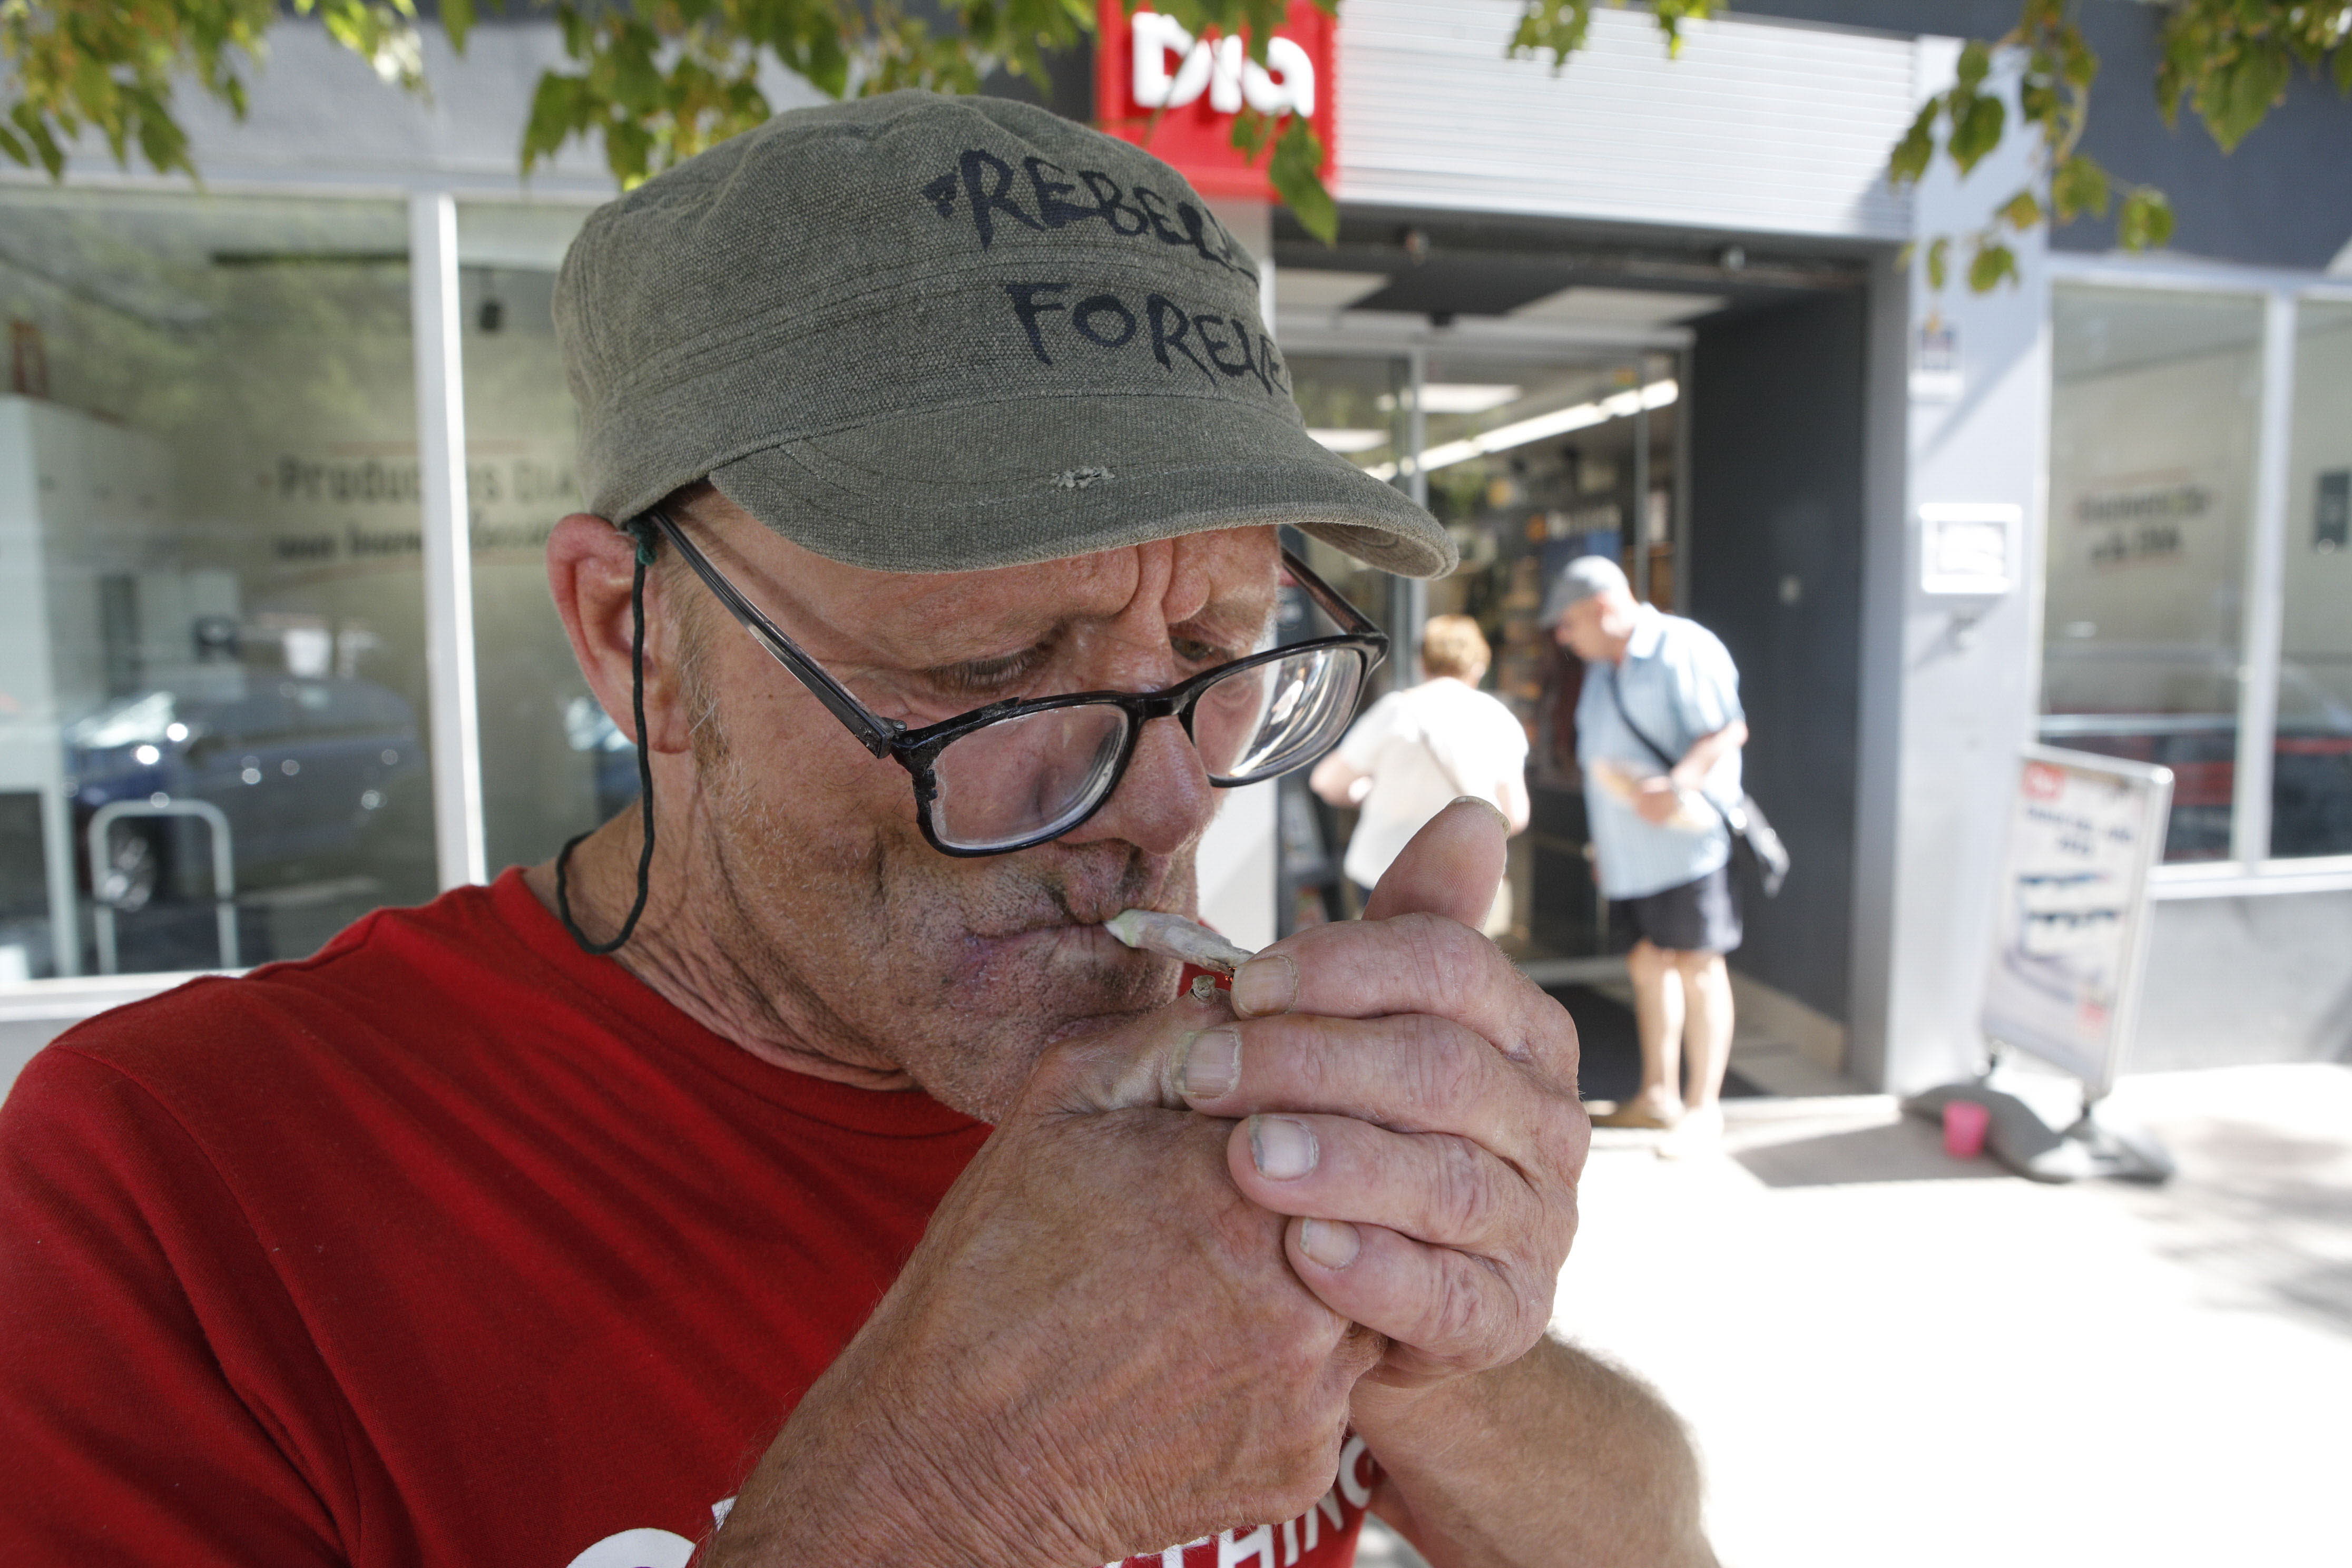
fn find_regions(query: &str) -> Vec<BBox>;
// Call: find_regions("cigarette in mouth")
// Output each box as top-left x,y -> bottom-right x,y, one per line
1103,909 -> 1257,976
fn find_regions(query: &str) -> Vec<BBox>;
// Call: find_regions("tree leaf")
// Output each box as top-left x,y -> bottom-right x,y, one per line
2018,74 -> 2056,127
127,85 -> 194,180
1956,38 -> 1992,92
2208,44 -> 2291,151
521,73 -> 585,171
12,102 -> 66,181
1507,0 -> 1594,72
2118,187 -> 2175,251
2155,0 -> 2334,153
1649,0 -> 1723,58
1967,241 -> 2018,293
2061,31 -> 2096,91
1997,188 -> 2041,230
1948,90 -> 2006,174
1220,86 -> 1273,156
2050,153 -> 2110,222
1926,235 -> 1950,292
1887,102 -> 1937,185
443,0 -> 478,54
606,115 -> 654,189
1269,121 -> 1337,242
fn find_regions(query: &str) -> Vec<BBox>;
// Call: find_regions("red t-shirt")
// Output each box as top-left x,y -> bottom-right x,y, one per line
0,870 -> 1373,1567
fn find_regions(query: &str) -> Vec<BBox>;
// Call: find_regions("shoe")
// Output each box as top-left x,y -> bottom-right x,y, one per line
1656,1101 -> 1726,1159
1589,1099 -> 1682,1130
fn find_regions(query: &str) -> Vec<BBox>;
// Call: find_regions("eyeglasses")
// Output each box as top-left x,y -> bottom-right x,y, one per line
644,508 -> 1389,857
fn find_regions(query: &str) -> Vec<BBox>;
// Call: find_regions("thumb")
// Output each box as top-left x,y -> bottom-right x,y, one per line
1363,797 -> 1510,928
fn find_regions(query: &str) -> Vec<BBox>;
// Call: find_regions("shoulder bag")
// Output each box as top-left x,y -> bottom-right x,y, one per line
1601,668 -> 1790,898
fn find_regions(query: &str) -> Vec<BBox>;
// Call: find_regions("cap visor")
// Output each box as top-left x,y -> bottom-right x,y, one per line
707,394 -> 1454,579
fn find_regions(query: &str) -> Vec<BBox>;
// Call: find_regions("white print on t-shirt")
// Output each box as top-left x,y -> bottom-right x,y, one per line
562,1500 -> 736,1568
1102,1433 -> 1378,1568
563,1525 -> 693,1568
561,1434 -> 1371,1568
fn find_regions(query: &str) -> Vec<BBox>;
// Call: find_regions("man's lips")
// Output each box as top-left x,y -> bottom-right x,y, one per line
958,911 -> 1204,973
965,920 -> 1135,955
941,922 -> 1161,993
967,891 -> 1184,942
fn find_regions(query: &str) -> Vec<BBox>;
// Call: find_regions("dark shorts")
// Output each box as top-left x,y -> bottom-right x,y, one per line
1614,864 -> 1742,954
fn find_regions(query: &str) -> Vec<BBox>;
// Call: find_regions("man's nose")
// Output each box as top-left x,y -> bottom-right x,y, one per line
1064,711 -> 1217,859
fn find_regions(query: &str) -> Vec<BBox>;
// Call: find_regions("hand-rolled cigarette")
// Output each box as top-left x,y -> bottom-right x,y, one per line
1104,908 -> 1257,975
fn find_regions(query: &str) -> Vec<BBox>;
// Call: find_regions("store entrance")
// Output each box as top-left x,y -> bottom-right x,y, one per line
1280,330 -> 1687,971
1270,230 -> 1876,1074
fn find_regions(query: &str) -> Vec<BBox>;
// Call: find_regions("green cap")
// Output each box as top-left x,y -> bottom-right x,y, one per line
554,90 -> 1454,579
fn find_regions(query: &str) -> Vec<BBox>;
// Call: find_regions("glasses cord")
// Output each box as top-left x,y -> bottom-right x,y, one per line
555,519 -> 660,955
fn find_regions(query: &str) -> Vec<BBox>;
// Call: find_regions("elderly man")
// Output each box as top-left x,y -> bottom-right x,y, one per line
1546,557 -> 1749,1153
0,96 -> 1711,1567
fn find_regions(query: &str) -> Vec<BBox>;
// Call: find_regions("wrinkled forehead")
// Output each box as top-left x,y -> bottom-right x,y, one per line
706,502 -> 1282,660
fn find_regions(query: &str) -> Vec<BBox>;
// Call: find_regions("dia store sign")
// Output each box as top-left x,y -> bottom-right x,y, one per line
1095,2 -> 1336,201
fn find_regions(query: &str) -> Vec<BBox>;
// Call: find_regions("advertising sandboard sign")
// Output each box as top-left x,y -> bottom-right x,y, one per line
1979,746 -> 2174,1100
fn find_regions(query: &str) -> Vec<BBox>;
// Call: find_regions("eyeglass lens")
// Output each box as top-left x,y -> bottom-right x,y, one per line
1192,646 -> 1367,779
927,703 -> 1133,851
924,646 -> 1368,852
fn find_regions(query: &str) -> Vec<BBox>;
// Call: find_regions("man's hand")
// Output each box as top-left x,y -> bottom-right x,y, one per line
706,996 -> 1380,1568
1173,803 -> 1710,1568
1175,800 -> 1589,1394
707,800 -> 1588,1567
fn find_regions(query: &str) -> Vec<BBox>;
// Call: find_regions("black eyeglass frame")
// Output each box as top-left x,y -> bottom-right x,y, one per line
643,507 -> 1390,857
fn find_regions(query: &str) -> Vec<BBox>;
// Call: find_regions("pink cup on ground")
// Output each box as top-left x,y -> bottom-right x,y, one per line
1943,1099 -> 1991,1160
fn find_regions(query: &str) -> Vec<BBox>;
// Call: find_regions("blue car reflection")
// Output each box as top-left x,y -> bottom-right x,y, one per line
66,678 -> 428,909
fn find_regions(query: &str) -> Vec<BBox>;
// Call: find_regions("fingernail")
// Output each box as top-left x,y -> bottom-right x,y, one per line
1298,1218 -> 1360,1269
1177,1028 -> 1240,1101
1230,954 -> 1298,1017
1250,1115 -> 1318,1180
1453,794 -> 1510,828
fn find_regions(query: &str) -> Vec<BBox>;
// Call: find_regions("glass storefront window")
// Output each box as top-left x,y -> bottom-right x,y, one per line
1412,351 -> 1673,738
1412,351 -> 1670,960
1290,350 -> 1412,673
1283,347 -> 1674,958
0,190 -> 433,978
1282,354 -> 1411,934
455,203 -> 612,874
2042,285 -> 2266,862
2275,298 -> 2352,859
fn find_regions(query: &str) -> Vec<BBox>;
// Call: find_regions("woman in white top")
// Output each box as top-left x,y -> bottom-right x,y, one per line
1309,615 -> 1531,933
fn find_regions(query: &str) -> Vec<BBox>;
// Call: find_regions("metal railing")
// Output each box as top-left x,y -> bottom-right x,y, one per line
87,799 -> 239,975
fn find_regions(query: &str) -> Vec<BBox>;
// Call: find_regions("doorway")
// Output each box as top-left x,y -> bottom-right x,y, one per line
1684,289 -> 1870,1031
1277,328 -> 1689,969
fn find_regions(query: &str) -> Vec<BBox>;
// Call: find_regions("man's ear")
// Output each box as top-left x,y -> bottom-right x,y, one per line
545,513 -> 695,756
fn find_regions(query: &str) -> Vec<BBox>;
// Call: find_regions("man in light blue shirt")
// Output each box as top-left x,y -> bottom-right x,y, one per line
1547,556 -> 1749,1151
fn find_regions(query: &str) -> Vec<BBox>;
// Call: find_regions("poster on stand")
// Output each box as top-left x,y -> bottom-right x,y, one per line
1980,746 -> 2174,1098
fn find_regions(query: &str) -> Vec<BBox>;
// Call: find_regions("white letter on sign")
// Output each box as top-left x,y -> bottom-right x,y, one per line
1247,36 -> 1317,116
1133,13 -> 1213,108
1208,35 -> 1244,113
1135,9 -> 1312,118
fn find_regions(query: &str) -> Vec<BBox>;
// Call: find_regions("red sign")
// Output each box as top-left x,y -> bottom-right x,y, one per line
1095,2 -> 1337,201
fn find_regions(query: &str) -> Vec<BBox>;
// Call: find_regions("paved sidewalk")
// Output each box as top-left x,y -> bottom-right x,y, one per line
1538,1063 -> 2352,1568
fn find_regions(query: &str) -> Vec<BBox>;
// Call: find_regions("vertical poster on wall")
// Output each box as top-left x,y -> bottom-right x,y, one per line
1979,746 -> 2175,1097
